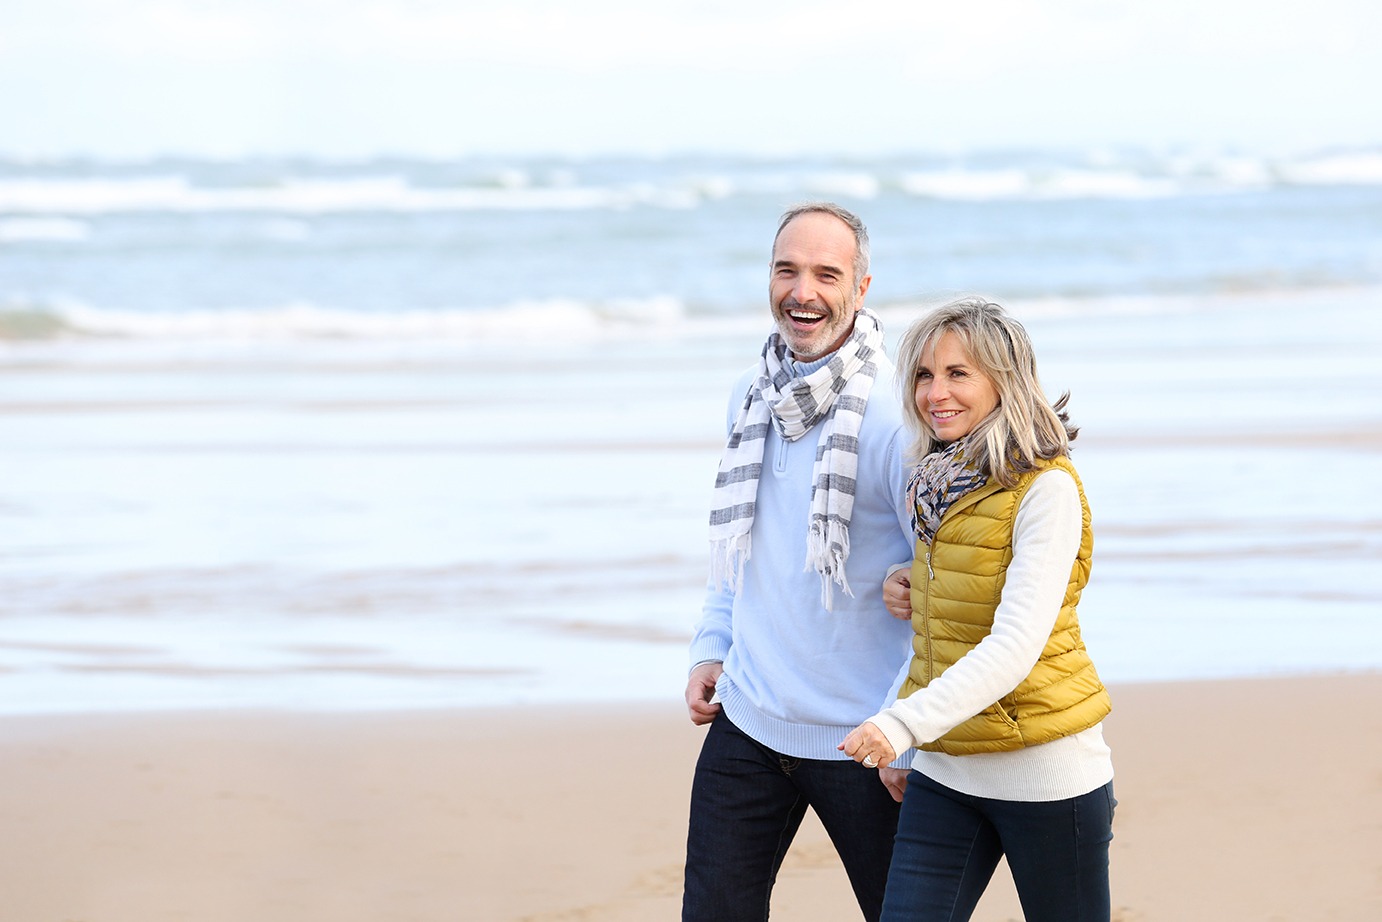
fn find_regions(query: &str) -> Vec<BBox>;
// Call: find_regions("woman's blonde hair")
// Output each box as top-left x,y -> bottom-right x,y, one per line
894,297 -> 1078,486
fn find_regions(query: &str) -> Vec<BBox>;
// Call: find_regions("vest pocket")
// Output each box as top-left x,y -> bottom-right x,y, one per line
991,697 -> 1020,730
928,700 -> 1023,754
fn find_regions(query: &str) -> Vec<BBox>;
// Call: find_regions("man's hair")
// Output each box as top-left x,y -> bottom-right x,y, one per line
894,297 -> 1079,486
772,202 -> 871,287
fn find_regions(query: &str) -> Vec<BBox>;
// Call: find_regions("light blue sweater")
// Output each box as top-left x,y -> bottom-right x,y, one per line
689,352 -> 916,764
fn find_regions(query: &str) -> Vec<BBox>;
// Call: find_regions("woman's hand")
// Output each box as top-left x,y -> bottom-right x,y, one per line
838,721 -> 897,771
883,567 -> 912,620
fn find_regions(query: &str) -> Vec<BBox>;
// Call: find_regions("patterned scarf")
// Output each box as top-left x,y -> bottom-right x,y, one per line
907,436 -> 989,547
709,308 -> 885,609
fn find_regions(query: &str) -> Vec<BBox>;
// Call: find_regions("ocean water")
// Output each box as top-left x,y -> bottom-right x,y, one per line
2,148 -> 1381,713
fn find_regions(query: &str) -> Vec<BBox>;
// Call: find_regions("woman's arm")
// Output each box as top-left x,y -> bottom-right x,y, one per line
866,469 -> 1083,754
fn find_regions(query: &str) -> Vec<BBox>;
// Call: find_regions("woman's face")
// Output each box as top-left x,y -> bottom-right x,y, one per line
914,331 -> 1000,442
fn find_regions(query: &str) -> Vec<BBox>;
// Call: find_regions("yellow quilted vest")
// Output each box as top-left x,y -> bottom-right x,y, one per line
899,456 -> 1110,755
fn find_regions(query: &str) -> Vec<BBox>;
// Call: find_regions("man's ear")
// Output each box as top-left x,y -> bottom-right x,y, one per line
855,273 -> 872,307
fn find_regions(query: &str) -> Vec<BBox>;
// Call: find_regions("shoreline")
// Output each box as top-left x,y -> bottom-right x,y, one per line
1,672 -> 1378,921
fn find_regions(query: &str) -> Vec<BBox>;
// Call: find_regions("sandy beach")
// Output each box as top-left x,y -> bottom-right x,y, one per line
0,673 -> 1376,922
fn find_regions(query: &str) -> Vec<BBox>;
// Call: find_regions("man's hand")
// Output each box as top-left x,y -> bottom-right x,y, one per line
685,661 -> 724,725
879,766 -> 908,803
883,567 -> 912,620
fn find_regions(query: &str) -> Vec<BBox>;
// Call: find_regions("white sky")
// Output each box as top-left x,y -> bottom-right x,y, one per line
3,0 -> 1378,158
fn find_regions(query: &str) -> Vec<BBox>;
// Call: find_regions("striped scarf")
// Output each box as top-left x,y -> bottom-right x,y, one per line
907,436 -> 989,547
709,308 -> 885,609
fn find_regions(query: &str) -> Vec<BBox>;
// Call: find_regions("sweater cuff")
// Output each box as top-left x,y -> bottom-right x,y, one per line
688,637 -> 732,672
870,711 -> 917,765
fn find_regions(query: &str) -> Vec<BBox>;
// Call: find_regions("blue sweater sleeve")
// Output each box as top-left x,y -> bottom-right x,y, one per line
689,367 -> 755,670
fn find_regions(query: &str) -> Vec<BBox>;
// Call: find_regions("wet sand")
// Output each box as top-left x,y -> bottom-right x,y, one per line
0,673 -> 1378,921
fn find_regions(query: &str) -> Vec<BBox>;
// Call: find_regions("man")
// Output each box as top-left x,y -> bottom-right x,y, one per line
683,203 -> 916,921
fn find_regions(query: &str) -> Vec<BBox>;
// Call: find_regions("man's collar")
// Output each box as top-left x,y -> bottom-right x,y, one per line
786,351 -> 836,377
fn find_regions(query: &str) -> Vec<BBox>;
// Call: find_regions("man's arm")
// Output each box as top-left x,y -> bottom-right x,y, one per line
685,370 -> 753,724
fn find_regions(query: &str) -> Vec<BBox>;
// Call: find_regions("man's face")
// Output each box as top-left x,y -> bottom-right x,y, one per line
769,212 -> 871,361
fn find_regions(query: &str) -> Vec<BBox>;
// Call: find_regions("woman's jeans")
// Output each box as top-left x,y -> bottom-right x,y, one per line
880,770 -> 1115,922
683,712 -> 901,922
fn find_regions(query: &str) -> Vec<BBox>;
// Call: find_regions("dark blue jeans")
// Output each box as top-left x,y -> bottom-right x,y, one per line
683,712 -> 901,922
881,770 -> 1115,922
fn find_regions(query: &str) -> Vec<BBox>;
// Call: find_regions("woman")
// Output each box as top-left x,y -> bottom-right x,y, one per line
840,298 -> 1114,922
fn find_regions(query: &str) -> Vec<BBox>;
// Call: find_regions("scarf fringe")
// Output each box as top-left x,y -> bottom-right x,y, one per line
710,533 -> 753,594
807,519 -> 854,609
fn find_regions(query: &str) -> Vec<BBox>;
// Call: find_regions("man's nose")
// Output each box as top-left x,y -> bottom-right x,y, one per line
792,277 -> 818,304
